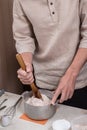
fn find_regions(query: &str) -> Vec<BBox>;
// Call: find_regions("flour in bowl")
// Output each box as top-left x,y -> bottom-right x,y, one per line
26,94 -> 51,106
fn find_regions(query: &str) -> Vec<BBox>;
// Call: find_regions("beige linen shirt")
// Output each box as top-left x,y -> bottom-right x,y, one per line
13,0 -> 87,90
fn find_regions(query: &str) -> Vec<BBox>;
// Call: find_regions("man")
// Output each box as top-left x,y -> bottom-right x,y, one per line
13,0 -> 87,109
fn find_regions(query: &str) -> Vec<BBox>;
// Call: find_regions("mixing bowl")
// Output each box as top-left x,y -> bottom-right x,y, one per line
22,90 -> 57,120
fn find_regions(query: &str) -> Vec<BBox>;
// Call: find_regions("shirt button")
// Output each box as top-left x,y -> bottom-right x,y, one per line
52,12 -> 55,14
50,2 -> 53,5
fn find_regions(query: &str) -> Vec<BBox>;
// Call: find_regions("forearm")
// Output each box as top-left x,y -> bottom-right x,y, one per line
20,52 -> 33,65
51,48 -> 87,104
66,48 -> 87,77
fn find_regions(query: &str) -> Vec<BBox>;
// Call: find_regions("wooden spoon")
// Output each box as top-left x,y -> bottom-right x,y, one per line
16,54 -> 42,99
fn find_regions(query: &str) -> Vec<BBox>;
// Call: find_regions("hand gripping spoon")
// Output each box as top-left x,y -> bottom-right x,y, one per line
16,54 -> 42,99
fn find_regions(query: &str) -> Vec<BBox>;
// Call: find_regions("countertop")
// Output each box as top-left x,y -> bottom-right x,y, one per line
0,92 -> 86,130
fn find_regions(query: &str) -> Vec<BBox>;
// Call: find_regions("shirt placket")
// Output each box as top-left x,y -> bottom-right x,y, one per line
48,0 -> 58,22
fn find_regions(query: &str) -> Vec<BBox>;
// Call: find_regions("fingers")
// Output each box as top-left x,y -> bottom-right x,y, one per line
17,64 -> 34,85
17,68 -> 26,77
26,63 -> 33,73
59,90 -> 68,103
19,72 -> 34,84
68,89 -> 74,99
51,86 -> 74,104
21,78 -> 34,84
59,88 -> 69,103
51,88 -> 61,105
56,88 -> 74,103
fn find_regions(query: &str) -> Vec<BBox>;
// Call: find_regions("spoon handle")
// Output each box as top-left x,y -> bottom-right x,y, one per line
16,54 -> 42,99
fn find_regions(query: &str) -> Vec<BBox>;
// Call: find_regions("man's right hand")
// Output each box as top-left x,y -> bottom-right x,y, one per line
17,63 -> 34,85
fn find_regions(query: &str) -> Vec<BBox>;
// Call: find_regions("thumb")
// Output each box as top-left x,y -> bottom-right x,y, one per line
26,63 -> 32,73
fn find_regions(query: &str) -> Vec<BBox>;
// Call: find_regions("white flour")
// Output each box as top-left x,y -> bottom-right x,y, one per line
26,94 -> 51,106
52,119 -> 71,130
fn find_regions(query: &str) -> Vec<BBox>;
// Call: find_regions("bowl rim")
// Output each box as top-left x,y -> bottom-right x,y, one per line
23,91 -> 56,108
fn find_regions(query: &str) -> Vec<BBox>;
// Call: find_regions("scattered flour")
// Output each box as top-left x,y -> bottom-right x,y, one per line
26,94 -> 51,106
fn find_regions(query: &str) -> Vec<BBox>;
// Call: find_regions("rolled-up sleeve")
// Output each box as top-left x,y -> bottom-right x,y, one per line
13,0 -> 35,54
79,0 -> 87,48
